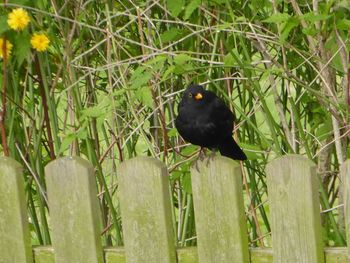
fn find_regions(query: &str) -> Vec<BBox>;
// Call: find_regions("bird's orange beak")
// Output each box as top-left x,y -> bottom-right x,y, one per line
195,93 -> 203,100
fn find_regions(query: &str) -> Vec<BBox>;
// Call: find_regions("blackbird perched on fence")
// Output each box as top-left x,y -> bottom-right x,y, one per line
175,84 -> 247,160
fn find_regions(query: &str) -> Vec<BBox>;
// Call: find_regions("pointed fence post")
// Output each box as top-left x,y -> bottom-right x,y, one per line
45,157 -> 103,263
190,156 -> 250,263
340,160 -> 350,261
266,154 -> 324,263
118,157 -> 176,263
0,157 -> 33,263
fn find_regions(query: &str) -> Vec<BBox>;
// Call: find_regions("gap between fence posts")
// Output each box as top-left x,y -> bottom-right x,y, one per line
266,154 -> 324,263
190,156 -> 250,263
117,156 -> 177,263
45,157 -> 104,263
0,157 -> 33,263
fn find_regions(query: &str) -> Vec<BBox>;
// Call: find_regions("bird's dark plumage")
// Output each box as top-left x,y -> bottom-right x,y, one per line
175,84 -> 247,160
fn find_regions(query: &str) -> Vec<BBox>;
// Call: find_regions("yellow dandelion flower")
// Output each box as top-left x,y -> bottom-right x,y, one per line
7,8 -> 30,31
30,33 -> 50,52
0,38 -> 13,59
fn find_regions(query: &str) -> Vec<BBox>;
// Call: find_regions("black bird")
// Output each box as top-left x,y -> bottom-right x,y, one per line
175,84 -> 247,160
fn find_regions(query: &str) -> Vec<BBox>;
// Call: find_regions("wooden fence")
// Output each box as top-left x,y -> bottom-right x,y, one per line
1,155 -> 350,263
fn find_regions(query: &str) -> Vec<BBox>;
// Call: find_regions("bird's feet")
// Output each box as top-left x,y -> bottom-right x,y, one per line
198,147 -> 206,161
206,150 -> 216,166
192,148 -> 217,172
192,148 -> 205,172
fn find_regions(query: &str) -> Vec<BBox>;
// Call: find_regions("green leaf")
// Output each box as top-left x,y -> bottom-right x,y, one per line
160,28 -> 185,44
336,19 -> 350,30
167,0 -> 184,17
182,173 -> 192,194
316,118 -> 332,141
239,143 -> 262,160
161,65 -> 175,81
181,145 -> 198,156
302,12 -> 331,23
235,16 -> 247,22
14,31 -> 31,66
136,86 -> 154,109
81,106 -> 104,118
135,136 -> 149,154
113,88 -> 127,97
347,147 -> 350,159
280,17 -> 299,42
224,53 -> 234,67
184,0 -> 201,20
8,0 -> 33,5
174,54 -> 192,65
263,12 -> 290,23
144,56 -> 167,73
58,133 -> 77,155
80,99 -> 109,119
173,54 -> 193,74
8,0 -> 30,5
324,37 -> 345,72
145,55 -> 167,66
168,128 -> 178,137
250,0 -> 272,9
130,66 -> 146,80
0,15 -> 9,35
130,71 -> 152,89
302,26 -> 318,36
174,63 -> 193,74
170,170 -> 183,180
208,0 -> 226,4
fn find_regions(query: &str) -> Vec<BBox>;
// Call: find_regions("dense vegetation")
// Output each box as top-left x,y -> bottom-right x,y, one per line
1,0 -> 349,247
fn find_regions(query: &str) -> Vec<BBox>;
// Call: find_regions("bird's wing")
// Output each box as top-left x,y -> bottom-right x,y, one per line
211,96 -> 235,129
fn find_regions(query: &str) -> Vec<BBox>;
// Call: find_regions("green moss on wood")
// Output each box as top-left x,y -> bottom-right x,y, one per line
32,246 -> 348,263
33,246 -> 55,263
0,157 -> 33,263
118,157 -> 177,263
45,157 -> 104,263
190,157 -> 250,263
266,155 -> 324,263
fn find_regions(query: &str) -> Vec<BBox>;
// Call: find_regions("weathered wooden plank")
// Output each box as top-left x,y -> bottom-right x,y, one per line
177,247 -> 199,263
340,160 -> 350,262
45,157 -> 103,263
249,247 -> 347,263
266,154 -> 324,263
32,246 -> 349,263
33,246 -> 55,263
324,247 -> 348,263
104,247 -> 125,263
250,248 -> 273,263
190,156 -> 250,263
0,157 -> 33,263
117,157 -> 176,263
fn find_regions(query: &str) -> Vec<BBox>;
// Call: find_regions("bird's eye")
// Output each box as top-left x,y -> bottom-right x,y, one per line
188,93 -> 193,98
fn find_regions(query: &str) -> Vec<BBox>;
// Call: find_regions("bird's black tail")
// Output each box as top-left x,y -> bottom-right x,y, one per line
219,137 -> 247,160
